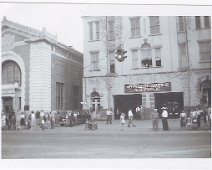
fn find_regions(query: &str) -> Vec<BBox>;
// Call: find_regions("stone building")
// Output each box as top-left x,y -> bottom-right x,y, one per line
1,17 -> 83,117
83,16 -> 211,119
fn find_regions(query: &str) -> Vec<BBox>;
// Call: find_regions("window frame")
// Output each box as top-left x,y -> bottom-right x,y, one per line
130,17 -> 141,37
198,40 -> 211,62
90,51 -> 100,71
149,16 -> 160,35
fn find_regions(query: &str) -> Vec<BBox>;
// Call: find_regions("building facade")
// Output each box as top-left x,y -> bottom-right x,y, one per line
1,17 -> 83,118
83,16 -> 211,119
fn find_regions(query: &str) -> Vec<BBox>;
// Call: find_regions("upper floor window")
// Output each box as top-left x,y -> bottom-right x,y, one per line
178,16 -> 185,32
131,49 -> 138,68
108,20 -> 115,40
198,41 -> 211,61
2,60 -> 21,85
130,17 -> 140,37
178,42 -> 187,69
89,21 -> 100,41
149,16 -> 160,34
195,16 -> 211,29
109,51 -> 116,73
204,16 -> 210,28
141,43 -> 152,67
195,16 -> 201,29
90,51 -> 100,71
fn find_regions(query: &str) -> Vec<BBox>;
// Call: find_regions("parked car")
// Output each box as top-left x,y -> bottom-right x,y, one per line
58,110 -> 91,127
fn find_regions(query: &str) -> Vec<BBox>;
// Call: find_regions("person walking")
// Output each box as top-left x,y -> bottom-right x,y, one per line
128,109 -> 136,127
151,109 -> 159,131
106,108 -> 113,124
161,107 -> 169,131
20,112 -> 26,127
136,105 -> 141,119
49,111 -> 55,129
120,113 -> 126,131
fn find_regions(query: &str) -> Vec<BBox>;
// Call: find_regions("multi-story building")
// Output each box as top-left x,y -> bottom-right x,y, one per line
83,16 -> 211,119
1,17 -> 83,118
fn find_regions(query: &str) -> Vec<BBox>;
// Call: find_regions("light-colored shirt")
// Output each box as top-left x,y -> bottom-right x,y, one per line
128,110 -> 133,117
180,112 -> 187,118
162,110 -> 168,118
120,114 -> 125,124
106,110 -> 113,115
136,107 -> 140,112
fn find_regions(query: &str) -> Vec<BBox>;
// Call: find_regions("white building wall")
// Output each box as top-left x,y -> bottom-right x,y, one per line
29,41 -> 51,111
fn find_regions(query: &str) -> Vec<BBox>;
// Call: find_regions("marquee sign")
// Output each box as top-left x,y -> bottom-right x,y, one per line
125,82 -> 171,93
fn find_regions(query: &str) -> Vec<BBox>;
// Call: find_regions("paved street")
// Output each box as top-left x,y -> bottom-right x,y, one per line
1,119 -> 211,159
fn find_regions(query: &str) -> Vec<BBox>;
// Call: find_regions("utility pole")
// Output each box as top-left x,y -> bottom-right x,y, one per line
184,16 -> 191,113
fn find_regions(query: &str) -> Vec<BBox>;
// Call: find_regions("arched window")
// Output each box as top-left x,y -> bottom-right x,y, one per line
141,43 -> 152,67
2,60 -> 21,85
90,91 -> 101,112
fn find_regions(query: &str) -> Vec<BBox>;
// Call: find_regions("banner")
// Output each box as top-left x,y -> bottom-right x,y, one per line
125,82 -> 171,93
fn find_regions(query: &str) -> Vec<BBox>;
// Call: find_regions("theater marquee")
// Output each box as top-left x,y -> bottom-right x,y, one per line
125,82 -> 171,93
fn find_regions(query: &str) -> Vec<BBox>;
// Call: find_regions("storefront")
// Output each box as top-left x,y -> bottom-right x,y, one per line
113,82 -> 184,119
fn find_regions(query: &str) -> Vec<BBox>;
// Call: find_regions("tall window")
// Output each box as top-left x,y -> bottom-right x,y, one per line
155,48 -> 161,66
178,43 -> 187,69
2,61 -> 21,85
56,82 -> 64,110
73,85 -> 79,110
95,21 -> 100,39
89,22 -> 93,40
109,51 -> 115,73
149,16 -> 160,34
198,41 -> 211,61
108,20 -> 115,40
141,43 -> 152,67
130,17 -> 140,37
178,16 -> 185,32
132,49 -> 138,68
90,51 -> 99,71
204,16 -> 210,28
89,21 -> 100,41
195,16 -> 201,29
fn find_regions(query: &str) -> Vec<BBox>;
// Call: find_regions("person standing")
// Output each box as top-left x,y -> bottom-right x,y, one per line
140,105 -> 145,120
20,112 -> 26,127
180,110 -> 187,128
128,109 -> 136,127
136,105 -> 141,119
30,111 -> 35,129
106,108 -> 113,124
151,109 -> 159,131
120,113 -> 126,131
161,107 -> 169,131
49,111 -> 55,129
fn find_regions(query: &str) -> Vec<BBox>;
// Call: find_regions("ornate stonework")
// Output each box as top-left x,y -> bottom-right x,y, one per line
2,34 -> 15,52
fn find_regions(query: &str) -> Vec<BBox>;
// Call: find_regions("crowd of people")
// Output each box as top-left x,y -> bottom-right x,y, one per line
2,105 -> 211,132
1,110 -> 56,131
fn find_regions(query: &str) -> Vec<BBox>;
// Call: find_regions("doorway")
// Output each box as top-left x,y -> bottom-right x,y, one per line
114,94 -> 142,119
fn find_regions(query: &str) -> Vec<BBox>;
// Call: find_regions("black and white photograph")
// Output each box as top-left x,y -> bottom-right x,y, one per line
0,0 -> 211,170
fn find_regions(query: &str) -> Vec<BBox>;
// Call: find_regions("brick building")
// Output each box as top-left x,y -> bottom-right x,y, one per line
83,16 -> 211,119
1,17 -> 83,117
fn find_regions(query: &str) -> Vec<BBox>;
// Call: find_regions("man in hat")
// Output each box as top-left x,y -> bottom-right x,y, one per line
151,109 -> 159,131
161,107 -> 169,131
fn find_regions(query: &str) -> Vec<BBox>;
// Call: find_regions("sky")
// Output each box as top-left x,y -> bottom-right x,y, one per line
0,3 -> 84,52
0,1 -> 212,53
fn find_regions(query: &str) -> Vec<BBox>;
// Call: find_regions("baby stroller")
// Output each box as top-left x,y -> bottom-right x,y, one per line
85,119 -> 97,130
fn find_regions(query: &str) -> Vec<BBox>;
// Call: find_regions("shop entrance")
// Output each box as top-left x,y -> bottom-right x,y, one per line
154,92 -> 184,118
114,94 -> 142,119
2,97 -> 13,113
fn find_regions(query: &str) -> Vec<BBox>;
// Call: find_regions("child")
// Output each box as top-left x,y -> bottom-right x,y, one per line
120,113 -> 126,131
